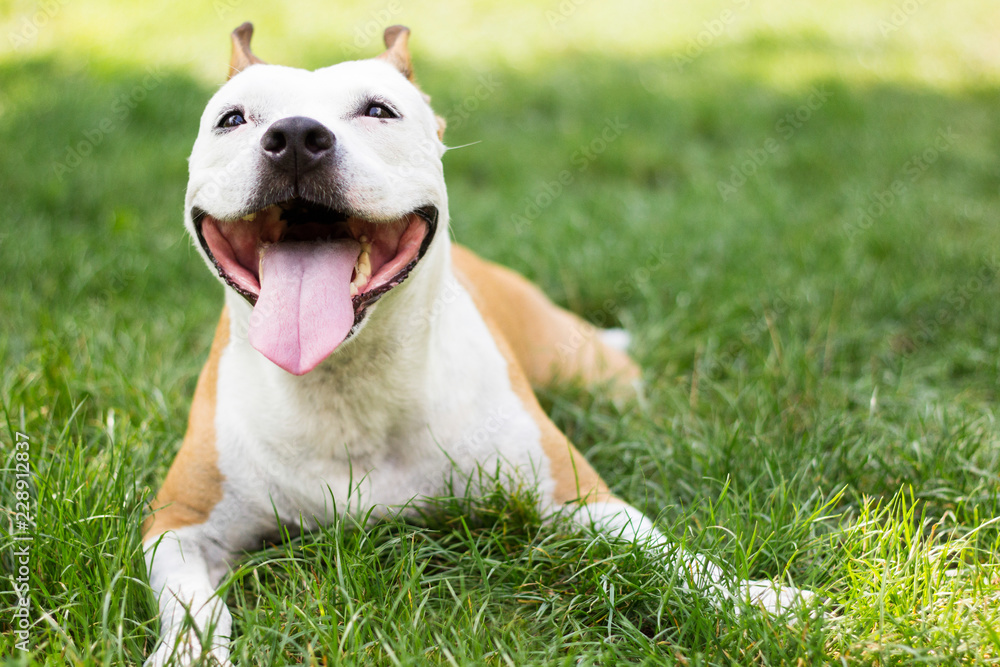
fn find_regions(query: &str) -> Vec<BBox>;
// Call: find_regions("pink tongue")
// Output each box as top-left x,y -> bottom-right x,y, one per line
248,239 -> 361,375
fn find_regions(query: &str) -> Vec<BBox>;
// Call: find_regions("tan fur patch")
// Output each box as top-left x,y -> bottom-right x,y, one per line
453,246 -> 613,505
143,309 -> 230,537
229,22 -> 266,80
451,245 -> 640,399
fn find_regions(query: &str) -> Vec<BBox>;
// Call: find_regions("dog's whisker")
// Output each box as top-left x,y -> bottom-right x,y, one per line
443,141 -> 482,152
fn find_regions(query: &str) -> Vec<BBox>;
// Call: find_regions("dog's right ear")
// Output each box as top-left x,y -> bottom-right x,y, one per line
229,22 -> 266,80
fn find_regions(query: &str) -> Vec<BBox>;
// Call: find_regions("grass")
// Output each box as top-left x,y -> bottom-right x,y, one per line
2,0 -> 1000,664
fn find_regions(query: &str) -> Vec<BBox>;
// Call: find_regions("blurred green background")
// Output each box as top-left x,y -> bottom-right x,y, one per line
2,0 -> 1000,664
1,0 -> 998,403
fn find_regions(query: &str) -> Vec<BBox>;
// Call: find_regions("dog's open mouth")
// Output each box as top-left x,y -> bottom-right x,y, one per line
193,200 -> 437,375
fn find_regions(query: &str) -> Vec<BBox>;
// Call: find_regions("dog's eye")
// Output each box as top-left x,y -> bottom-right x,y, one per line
218,111 -> 247,129
364,103 -> 397,119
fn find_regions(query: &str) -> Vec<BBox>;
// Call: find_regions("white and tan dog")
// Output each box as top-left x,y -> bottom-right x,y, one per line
143,23 -> 813,665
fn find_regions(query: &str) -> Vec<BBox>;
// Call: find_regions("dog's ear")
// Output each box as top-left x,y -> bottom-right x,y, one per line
376,26 -> 446,140
376,25 -> 414,81
229,22 -> 266,80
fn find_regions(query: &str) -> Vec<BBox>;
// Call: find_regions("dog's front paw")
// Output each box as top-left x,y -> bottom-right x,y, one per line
741,579 -> 821,619
145,631 -> 232,667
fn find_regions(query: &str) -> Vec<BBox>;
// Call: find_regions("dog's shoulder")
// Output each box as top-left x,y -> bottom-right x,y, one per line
450,244 -> 640,399
143,308 -> 230,538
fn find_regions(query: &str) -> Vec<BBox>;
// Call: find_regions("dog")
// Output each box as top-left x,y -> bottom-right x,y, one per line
143,23 -> 814,665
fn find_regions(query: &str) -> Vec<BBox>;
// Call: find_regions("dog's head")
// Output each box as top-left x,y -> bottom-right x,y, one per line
185,23 -> 448,376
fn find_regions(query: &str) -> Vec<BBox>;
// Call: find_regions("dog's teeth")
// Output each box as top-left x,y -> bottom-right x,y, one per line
242,211 -> 257,222
350,248 -> 372,296
359,235 -> 369,244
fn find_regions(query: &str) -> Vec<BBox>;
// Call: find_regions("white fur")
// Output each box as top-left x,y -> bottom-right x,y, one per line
145,529 -> 232,667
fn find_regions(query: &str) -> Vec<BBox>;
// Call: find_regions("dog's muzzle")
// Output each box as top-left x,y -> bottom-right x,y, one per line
193,196 -> 438,375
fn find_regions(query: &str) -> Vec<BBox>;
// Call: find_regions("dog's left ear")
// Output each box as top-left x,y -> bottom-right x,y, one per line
229,22 -> 266,80
376,25 -> 414,81
376,26 -> 446,140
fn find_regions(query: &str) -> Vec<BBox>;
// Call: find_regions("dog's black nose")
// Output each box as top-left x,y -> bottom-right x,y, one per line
260,116 -> 335,175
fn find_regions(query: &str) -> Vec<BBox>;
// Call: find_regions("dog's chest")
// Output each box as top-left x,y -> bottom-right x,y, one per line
207,286 -> 553,531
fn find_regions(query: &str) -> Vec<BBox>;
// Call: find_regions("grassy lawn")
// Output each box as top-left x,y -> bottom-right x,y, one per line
2,0 -> 1000,664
